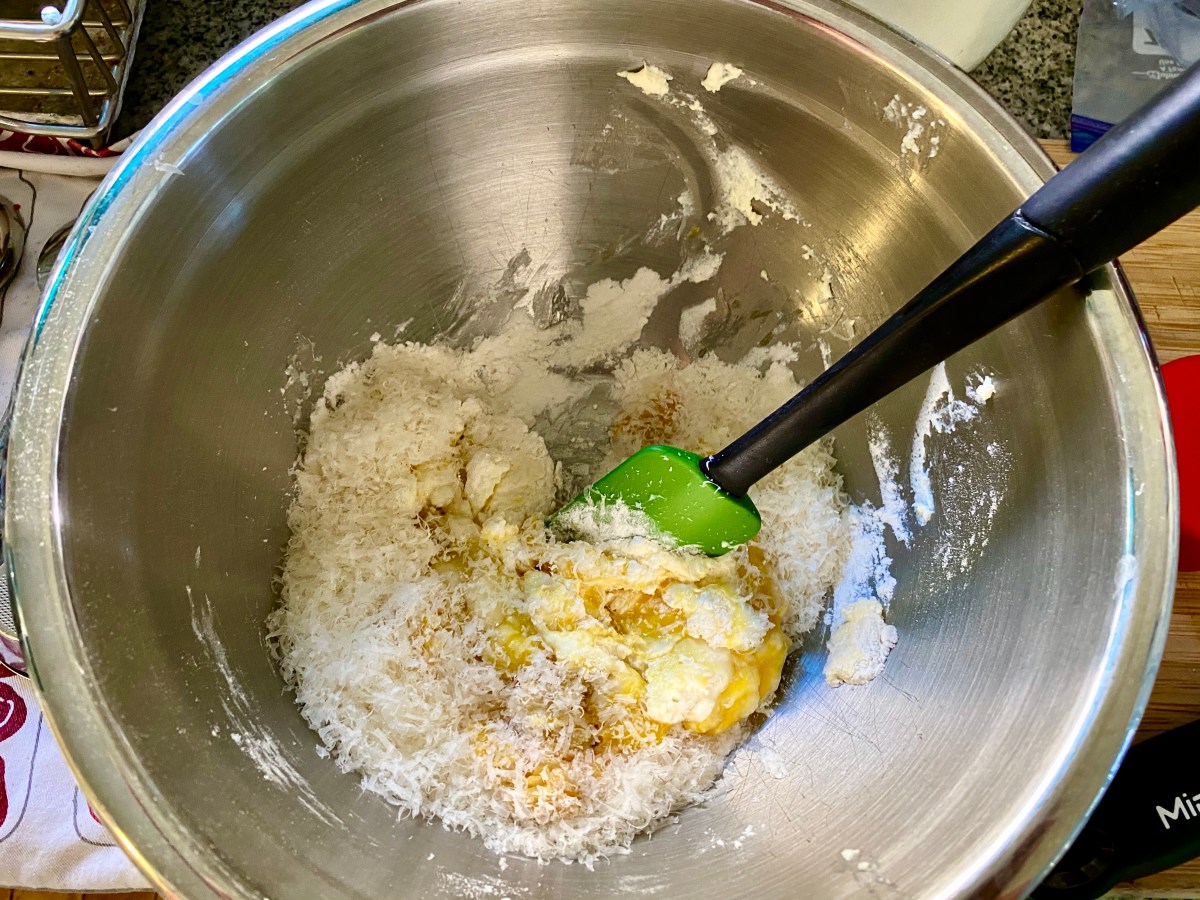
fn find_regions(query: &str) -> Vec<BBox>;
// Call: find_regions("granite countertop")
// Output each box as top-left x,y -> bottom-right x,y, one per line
112,0 -> 1083,142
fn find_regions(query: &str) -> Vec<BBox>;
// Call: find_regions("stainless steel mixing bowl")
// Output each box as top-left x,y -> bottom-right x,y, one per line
5,0 -> 1177,896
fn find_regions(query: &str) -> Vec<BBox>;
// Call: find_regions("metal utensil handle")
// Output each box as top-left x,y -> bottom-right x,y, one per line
0,0 -> 87,40
1032,718 -> 1200,899
703,61 -> 1200,497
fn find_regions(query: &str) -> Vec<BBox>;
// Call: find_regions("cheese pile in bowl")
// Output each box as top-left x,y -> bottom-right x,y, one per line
270,336 -> 856,861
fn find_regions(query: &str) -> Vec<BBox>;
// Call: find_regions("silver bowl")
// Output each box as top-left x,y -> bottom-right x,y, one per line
6,0 -> 1176,896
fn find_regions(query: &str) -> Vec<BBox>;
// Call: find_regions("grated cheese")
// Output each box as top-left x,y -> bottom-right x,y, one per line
270,340 -> 855,862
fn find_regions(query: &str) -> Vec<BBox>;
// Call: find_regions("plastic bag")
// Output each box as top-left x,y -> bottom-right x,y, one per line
1072,0 -> 1188,149
1112,0 -> 1200,65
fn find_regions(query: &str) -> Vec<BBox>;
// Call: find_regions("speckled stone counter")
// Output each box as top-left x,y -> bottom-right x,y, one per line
113,0 -> 1083,142
972,0 -> 1083,139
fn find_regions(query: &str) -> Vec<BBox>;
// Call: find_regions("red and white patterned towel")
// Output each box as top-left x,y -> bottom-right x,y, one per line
0,131 -> 123,158
0,671 -> 149,890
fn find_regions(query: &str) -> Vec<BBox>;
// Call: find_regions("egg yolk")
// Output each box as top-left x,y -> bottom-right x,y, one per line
472,519 -> 789,747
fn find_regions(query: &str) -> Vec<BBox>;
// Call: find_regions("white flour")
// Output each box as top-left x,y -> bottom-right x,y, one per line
615,65 -> 800,233
558,250 -> 722,367
648,191 -> 697,243
679,297 -> 717,350
817,338 -> 833,370
968,375 -> 997,404
909,363 -> 995,527
187,586 -> 343,827
740,342 -> 800,369
831,504 -> 897,613
460,245 -> 727,424
710,146 -> 801,232
844,365 -> 1008,584
909,364 -> 948,527
549,496 -> 668,546
439,870 -> 531,899
572,268 -> 675,362
867,418 -> 912,546
734,733 -> 791,779
883,94 -> 946,159
796,269 -> 856,342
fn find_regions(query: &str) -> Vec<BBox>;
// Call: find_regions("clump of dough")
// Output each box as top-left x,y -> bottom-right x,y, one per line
702,62 -> 743,93
824,599 -> 899,686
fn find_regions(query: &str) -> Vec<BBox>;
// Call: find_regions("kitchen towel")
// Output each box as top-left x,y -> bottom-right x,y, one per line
0,162 -> 151,891
0,671 -> 151,891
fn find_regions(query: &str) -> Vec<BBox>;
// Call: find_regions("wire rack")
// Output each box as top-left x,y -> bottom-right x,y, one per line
0,0 -> 146,148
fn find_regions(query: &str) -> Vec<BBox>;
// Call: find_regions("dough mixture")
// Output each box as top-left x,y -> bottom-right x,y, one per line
271,340 -> 853,861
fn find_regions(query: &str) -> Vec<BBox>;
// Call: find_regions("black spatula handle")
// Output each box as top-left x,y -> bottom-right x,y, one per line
1032,719 -> 1200,900
703,61 -> 1200,498
1023,61 -> 1200,274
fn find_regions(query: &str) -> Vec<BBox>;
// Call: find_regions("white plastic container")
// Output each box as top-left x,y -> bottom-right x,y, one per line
848,0 -> 1034,68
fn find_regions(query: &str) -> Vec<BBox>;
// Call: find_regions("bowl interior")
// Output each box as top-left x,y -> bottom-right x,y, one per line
24,0 -> 1170,897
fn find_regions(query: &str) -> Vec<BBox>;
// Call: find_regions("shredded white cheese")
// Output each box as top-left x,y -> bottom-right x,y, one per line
272,341 -> 854,862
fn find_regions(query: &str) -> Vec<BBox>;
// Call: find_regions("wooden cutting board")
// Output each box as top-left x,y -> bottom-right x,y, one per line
1040,140 -> 1200,898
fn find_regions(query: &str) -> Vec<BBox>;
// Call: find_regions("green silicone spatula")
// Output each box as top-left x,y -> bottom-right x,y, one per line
552,61 -> 1200,556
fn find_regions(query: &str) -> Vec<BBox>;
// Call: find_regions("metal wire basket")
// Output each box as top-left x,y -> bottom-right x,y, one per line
0,0 -> 146,148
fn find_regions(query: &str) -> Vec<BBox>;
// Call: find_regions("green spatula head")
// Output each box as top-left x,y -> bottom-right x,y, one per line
549,445 -> 760,556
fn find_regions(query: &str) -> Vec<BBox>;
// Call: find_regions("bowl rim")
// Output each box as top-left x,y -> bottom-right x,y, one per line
4,0 -> 1178,896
